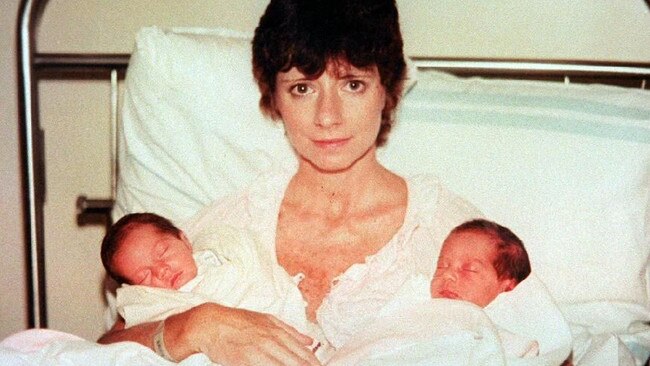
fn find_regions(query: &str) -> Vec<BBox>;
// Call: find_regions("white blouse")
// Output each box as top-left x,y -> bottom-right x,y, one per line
182,168 -> 482,349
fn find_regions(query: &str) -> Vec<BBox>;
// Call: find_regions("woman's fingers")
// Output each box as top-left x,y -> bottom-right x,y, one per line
234,314 -> 321,366
254,331 -> 321,366
263,318 -> 321,365
269,315 -> 315,346
189,304 -> 321,365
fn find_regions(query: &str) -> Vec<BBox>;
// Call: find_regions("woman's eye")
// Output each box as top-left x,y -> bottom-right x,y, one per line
290,83 -> 313,96
345,80 -> 365,92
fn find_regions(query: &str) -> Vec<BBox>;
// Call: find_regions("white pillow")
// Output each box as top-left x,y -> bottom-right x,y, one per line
380,71 -> 650,306
114,27 -> 295,223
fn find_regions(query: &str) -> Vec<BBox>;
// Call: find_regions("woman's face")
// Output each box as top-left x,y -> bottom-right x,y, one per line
112,224 -> 197,289
274,61 -> 386,173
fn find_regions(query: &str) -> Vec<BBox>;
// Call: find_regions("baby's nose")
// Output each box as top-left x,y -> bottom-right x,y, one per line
153,265 -> 170,280
441,269 -> 458,281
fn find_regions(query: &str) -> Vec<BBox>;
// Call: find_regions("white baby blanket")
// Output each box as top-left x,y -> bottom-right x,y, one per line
117,226 -> 313,335
326,273 -> 572,366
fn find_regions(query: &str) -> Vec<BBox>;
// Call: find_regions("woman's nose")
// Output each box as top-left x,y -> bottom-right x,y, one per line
315,89 -> 342,128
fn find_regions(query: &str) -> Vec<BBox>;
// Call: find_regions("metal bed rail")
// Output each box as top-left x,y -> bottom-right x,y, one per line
18,0 -> 131,329
412,57 -> 650,88
17,0 -> 650,329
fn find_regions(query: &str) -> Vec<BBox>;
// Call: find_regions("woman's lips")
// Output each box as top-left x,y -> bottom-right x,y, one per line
313,137 -> 350,149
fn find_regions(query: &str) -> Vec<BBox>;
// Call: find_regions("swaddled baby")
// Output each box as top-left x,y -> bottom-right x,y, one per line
429,219 -> 540,358
430,219 -> 529,307
101,213 -> 326,358
326,219 -> 572,365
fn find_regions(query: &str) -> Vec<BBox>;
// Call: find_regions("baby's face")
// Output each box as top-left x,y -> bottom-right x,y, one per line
430,230 -> 513,307
112,224 -> 197,289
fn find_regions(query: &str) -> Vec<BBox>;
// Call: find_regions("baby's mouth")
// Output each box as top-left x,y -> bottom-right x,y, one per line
438,289 -> 459,300
170,272 -> 182,289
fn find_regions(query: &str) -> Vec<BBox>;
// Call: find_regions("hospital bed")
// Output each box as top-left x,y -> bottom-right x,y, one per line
10,1 -> 650,365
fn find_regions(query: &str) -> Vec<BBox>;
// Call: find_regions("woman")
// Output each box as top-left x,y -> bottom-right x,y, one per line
99,0 -> 481,364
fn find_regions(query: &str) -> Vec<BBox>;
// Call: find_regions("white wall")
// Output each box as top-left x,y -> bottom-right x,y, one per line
35,0 -> 650,60
1,0 -> 649,341
398,0 -> 650,61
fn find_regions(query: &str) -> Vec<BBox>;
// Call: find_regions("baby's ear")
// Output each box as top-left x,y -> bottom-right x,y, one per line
500,278 -> 517,293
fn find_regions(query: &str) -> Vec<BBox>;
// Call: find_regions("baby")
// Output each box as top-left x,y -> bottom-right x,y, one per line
430,218 -> 531,307
101,212 -> 329,359
101,213 -> 307,319
327,219 -> 573,365
431,219 -> 542,358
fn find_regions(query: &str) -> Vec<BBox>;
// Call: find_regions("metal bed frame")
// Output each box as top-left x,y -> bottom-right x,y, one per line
17,0 -> 650,329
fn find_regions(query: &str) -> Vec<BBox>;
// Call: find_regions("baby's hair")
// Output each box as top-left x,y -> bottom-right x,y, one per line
100,212 -> 182,284
450,219 -> 531,284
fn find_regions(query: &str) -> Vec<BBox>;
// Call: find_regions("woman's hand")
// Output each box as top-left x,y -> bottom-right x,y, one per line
165,303 -> 321,365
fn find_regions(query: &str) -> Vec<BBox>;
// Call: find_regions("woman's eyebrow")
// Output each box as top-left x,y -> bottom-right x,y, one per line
335,64 -> 375,77
277,76 -> 308,83
333,65 -> 371,77
339,73 -> 372,80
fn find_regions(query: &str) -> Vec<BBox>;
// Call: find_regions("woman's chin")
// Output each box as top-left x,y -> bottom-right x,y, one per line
306,160 -> 356,174
300,147 -> 376,174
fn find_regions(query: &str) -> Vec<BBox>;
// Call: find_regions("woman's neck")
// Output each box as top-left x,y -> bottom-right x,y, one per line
287,154 -> 401,219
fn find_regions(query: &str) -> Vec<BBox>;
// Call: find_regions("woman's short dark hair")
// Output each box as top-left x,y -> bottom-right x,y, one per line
252,0 -> 407,146
451,219 -> 532,284
100,212 -> 181,284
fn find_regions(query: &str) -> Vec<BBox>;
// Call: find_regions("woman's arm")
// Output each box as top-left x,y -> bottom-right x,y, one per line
98,303 -> 321,365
